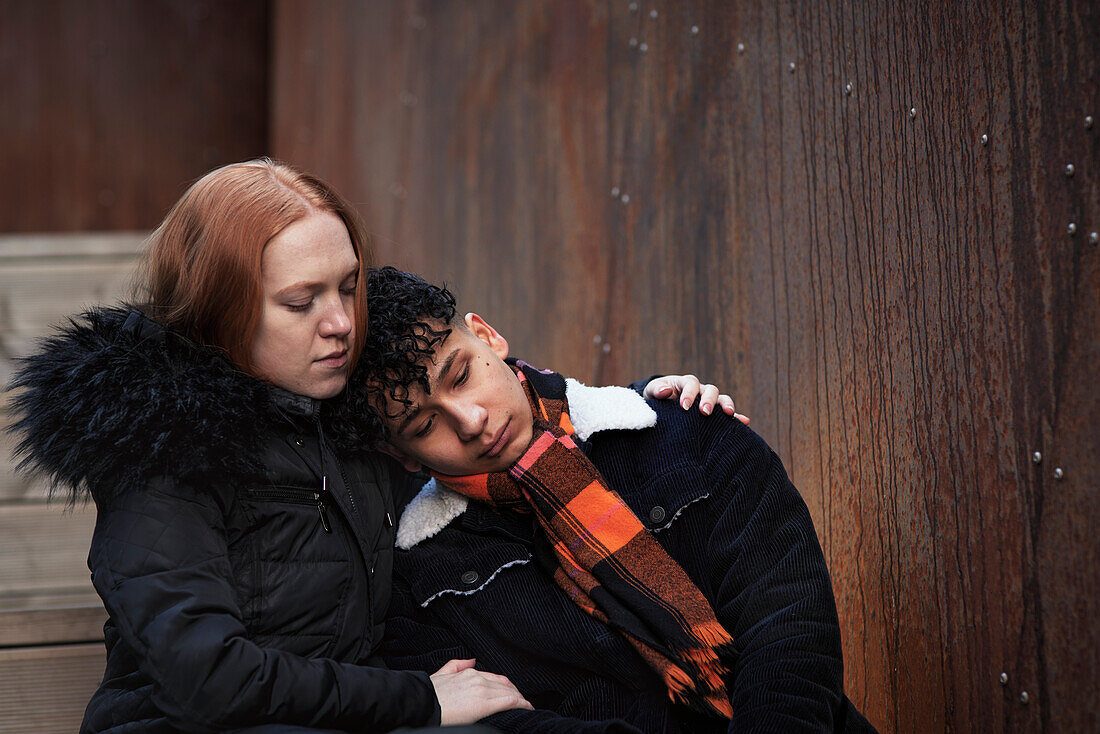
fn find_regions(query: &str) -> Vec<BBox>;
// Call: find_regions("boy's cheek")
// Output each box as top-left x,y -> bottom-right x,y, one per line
379,441 -> 424,473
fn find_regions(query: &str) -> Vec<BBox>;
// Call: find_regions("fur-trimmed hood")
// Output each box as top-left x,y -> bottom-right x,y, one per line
395,378 -> 657,549
8,306 -> 310,504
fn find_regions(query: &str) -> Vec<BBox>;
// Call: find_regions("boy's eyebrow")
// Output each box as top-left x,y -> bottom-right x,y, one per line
395,346 -> 462,435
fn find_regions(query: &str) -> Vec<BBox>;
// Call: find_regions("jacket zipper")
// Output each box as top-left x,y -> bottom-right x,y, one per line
314,416 -> 375,643
248,486 -> 331,533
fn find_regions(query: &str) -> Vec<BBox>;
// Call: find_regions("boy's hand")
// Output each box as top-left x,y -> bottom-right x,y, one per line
430,658 -> 533,725
644,375 -> 750,424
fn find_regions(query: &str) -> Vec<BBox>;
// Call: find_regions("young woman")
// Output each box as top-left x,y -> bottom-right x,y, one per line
9,159 -> 732,733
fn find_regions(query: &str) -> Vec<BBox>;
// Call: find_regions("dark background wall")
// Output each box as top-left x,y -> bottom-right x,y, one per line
1,1 -> 1096,732
0,0 -> 268,232
271,2 -> 1098,732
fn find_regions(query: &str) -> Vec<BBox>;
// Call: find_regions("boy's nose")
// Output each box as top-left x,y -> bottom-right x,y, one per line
453,402 -> 489,442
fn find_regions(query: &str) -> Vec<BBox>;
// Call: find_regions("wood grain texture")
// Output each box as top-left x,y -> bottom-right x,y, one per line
0,502 -> 97,595
272,1 -> 1099,731
0,0 -> 269,232
0,644 -> 104,733
0,233 -> 145,500
0,593 -> 106,647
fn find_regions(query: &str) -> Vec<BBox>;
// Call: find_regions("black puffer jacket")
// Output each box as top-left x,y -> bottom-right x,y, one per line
9,307 -> 438,733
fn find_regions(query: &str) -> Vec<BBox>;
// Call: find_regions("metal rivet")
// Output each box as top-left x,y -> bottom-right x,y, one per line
691,25 -> 699,35
1020,691 -> 1029,704
845,82 -> 853,96
650,9 -> 658,19
629,1 -> 638,11
295,438 -> 304,447
629,37 -> 638,48
1068,223 -> 1077,235
639,42 -> 649,53
909,107 -> 917,118
611,186 -> 620,197
621,193 -> 630,204
981,134 -> 989,146
602,343 -> 611,354
789,61 -> 796,73
999,672 -> 1008,685
460,570 -> 478,585
593,334 -> 603,344
1089,232 -> 1098,245
1032,451 -> 1042,464
1054,467 -> 1064,480
1065,163 -> 1075,177
1086,115 -> 1094,130
649,506 -> 667,523
737,42 -> 745,54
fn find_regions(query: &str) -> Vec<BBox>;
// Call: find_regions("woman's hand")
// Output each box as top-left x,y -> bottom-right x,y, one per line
431,658 -> 533,725
644,375 -> 749,424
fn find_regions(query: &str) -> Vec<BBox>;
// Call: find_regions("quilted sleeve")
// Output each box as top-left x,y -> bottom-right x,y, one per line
89,478 -> 439,732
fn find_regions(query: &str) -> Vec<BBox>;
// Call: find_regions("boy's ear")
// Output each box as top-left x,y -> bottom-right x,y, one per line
378,442 -> 424,473
464,312 -> 510,360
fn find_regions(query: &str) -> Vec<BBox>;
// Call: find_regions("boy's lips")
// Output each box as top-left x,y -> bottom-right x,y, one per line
481,420 -> 512,458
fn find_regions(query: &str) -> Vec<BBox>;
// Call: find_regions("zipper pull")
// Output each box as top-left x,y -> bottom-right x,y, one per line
317,476 -> 332,533
316,496 -> 332,533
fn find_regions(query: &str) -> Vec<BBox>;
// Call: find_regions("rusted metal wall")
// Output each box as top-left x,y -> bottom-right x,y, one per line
271,1 -> 1099,731
0,0 -> 269,232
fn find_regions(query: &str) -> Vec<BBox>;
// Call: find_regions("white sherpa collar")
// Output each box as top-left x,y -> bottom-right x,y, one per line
396,379 -> 656,549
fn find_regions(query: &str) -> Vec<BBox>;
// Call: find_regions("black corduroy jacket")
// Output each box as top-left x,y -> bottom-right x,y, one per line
9,307 -> 438,733
381,379 -> 876,733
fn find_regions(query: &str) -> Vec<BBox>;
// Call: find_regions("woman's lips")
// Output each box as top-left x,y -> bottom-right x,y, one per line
316,351 -> 348,369
483,420 -> 512,458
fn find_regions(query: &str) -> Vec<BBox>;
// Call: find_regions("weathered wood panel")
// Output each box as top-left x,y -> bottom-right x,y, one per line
0,233 -> 145,500
0,0 -> 269,232
0,502 -> 97,595
272,1 -> 1099,731
0,644 -> 105,734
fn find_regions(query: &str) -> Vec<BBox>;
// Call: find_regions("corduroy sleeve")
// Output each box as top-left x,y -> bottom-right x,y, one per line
702,424 -> 846,733
89,478 -> 439,733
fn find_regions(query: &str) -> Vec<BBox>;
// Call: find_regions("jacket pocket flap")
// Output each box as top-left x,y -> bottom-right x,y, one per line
622,465 -> 711,532
400,537 -> 532,607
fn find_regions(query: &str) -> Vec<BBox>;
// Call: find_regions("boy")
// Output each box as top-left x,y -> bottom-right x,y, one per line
354,267 -> 874,733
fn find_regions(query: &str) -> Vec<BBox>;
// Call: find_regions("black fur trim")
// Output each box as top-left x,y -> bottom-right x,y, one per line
7,307 -> 276,505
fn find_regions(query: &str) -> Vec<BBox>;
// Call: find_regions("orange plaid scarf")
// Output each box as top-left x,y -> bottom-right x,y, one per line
433,361 -> 734,718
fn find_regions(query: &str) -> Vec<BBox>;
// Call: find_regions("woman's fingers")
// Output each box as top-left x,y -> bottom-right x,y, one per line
644,375 -> 748,421
433,658 -> 476,676
431,666 -> 533,725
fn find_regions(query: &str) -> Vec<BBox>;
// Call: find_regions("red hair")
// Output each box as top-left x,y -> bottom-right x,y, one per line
137,159 -> 371,375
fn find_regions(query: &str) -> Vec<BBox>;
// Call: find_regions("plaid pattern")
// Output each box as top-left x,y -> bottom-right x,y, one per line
433,361 -> 735,718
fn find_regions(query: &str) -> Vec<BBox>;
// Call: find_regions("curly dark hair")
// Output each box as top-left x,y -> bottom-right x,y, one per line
338,266 -> 458,446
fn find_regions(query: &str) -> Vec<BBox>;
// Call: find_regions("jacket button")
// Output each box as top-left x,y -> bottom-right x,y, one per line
294,437 -> 303,447
649,506 -> 667,524
460,570 -> 479,585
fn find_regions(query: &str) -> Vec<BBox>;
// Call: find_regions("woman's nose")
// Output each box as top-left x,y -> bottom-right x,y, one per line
319,297 -> 352,337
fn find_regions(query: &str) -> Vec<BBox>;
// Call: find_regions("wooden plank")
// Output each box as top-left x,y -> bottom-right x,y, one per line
0,643 -> 104,734
0,593 -> 105,647
0,232 -> 147,261
0,501 -> 96,595
271,1 -> 1100,731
